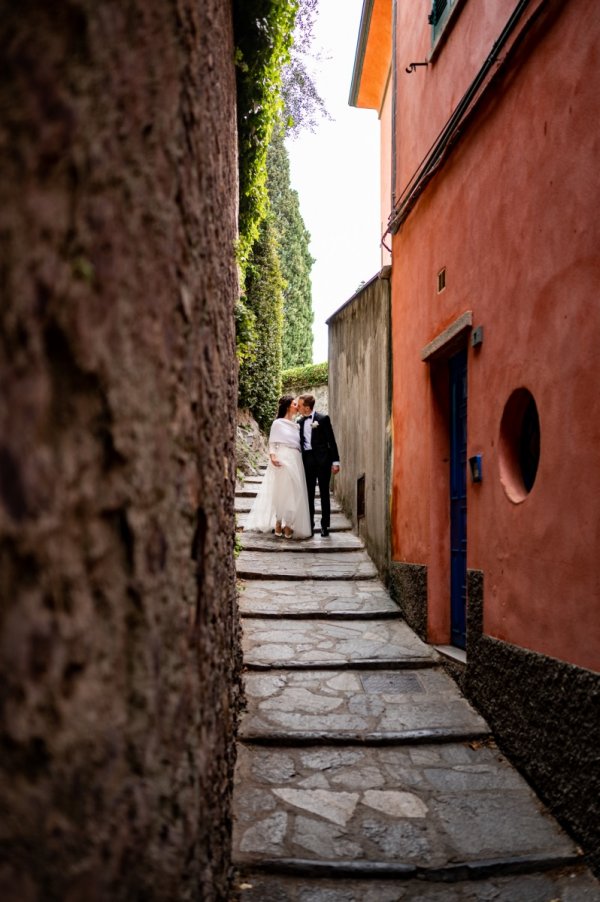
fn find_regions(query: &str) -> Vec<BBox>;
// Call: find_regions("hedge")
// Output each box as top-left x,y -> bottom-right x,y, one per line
282,361 -> 328,393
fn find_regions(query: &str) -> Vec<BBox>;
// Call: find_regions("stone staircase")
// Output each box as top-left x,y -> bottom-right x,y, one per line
233,468 -> 599,900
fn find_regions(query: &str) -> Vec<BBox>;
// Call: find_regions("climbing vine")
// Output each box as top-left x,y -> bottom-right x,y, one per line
232,0 -> 298,279
237,216 -> 285,432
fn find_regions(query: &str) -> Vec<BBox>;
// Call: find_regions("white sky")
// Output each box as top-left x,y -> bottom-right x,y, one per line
286,0 -> 381,363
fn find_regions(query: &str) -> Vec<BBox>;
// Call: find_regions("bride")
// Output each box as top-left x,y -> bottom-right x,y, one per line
245,395 -> 312,539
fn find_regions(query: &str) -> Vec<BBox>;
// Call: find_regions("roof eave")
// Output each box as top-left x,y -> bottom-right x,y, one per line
348,0 -> 375,107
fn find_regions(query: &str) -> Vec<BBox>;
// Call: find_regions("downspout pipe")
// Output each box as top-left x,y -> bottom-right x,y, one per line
388,0 -> 547,236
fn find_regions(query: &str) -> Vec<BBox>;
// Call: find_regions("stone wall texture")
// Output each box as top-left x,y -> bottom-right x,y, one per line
465,572 -> 600,877
0,2 -> 241,899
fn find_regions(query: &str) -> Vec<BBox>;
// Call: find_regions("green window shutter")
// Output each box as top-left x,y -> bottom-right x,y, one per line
428,0 -> 449,26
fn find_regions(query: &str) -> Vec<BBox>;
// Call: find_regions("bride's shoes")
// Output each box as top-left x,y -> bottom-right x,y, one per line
274,520 -> 283,537
283,526 -> 293,538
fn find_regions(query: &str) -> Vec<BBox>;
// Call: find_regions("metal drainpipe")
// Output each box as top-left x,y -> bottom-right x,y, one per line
389,0 -> 544,234
391,0 -> 398,223
382,0 -> 399,258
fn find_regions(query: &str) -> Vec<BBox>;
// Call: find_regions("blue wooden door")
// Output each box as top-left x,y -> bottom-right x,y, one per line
449,350 -> 467,649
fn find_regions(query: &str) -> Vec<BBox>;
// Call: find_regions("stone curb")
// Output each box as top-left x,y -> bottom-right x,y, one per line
239,727 -> 492,746
234,851 -> 585,881
245,658 -> 440,672
240,544 -> 364,554
239,610 -> 403,620
237,570 -> 377,581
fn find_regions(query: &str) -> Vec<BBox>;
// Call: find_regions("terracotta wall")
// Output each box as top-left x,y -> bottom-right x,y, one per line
391,0 -> 600,670
0,2 -> 241,899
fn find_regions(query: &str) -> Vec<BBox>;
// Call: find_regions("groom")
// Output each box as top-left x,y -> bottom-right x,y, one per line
298,394 -> 340,537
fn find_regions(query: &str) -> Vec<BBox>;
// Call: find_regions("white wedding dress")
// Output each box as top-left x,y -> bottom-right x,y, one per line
245,417 -> 312,538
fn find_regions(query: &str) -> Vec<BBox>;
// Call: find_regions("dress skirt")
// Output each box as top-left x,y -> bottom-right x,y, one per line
245,444 -> 312,538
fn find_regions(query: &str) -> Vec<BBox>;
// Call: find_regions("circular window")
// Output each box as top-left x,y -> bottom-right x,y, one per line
499,388 -> 541,503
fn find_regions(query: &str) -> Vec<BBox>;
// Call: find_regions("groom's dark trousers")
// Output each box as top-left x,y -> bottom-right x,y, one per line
300,412 -> 340,532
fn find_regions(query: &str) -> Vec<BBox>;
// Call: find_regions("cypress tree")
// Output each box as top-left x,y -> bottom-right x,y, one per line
267,128 -> 314,367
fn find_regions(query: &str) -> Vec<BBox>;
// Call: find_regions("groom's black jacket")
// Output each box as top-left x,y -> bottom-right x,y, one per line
300,412 -> 340,464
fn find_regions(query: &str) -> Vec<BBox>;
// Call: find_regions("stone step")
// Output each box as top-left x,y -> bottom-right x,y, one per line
236,496 -> 341,514
237,867 -> 599,901
242,617 -> 438,670
237,551 -> 377,581
240,667 -> 489,745
233,743 -> 583,879
241,532 -> 364,553
237,512 -> 352,532
238,580 -> 399,619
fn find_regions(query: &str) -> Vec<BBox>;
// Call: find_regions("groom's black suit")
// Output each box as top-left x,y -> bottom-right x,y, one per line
300,411 -> 340,534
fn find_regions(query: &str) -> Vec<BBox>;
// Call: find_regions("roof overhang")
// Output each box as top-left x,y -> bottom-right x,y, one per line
349,0 -> 392,111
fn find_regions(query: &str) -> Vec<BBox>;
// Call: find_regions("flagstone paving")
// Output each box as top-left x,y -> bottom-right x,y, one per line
238,580 -> 399,619
243,619 -> 438,669
242,532 -> 364,552
234,745 -> 578,869
241,668 -> 489,743
237,550 -> 378,580
233,471 -> 597,899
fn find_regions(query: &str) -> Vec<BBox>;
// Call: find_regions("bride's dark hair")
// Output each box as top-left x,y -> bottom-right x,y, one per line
276,395 -> 294,419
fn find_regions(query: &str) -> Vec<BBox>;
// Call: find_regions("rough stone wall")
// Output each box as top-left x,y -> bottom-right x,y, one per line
0,3 -> 241,900
388,562 -> 428,640
466,571 -> 600,877
236,409 -> 268,478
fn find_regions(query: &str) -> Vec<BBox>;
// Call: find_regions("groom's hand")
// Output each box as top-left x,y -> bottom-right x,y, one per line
331,464 -> 340,475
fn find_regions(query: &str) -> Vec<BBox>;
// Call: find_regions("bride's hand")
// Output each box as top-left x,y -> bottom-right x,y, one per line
270,456 -> 282,468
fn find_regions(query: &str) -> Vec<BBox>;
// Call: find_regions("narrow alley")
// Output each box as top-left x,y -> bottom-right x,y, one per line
233,468 -> 599,900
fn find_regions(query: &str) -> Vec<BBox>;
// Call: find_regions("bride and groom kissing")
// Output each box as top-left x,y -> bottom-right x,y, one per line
245,393 -> 340,540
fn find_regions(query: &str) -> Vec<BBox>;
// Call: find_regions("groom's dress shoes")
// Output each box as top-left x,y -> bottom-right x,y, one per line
320,527 -> 330,537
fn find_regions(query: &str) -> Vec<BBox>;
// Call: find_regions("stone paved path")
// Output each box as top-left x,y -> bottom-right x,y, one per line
234,469 -> 599,900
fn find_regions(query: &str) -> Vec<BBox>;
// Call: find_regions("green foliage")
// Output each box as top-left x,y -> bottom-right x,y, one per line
281,0 -> 331,136
234,523 -> 243,558
282,361 -> 328,393
238,216 -> 285,432
267,128 -> 314,367
234,298 -> 257,366
232,0 -> 298,277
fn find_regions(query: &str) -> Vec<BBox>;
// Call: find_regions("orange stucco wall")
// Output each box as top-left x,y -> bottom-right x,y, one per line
354,0 -> 392,110
391,0 -> 600,671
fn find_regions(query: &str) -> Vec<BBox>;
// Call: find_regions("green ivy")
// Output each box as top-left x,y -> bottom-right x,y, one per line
232,0 -> 298,279
238,216 -> 285,432
282,361 -> 328,393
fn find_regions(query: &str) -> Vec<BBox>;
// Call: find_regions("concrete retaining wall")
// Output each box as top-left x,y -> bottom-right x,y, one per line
328,272 -> 391,577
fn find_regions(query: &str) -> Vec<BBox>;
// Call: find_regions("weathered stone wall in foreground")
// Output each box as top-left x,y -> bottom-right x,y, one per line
0,3 -> 241,899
